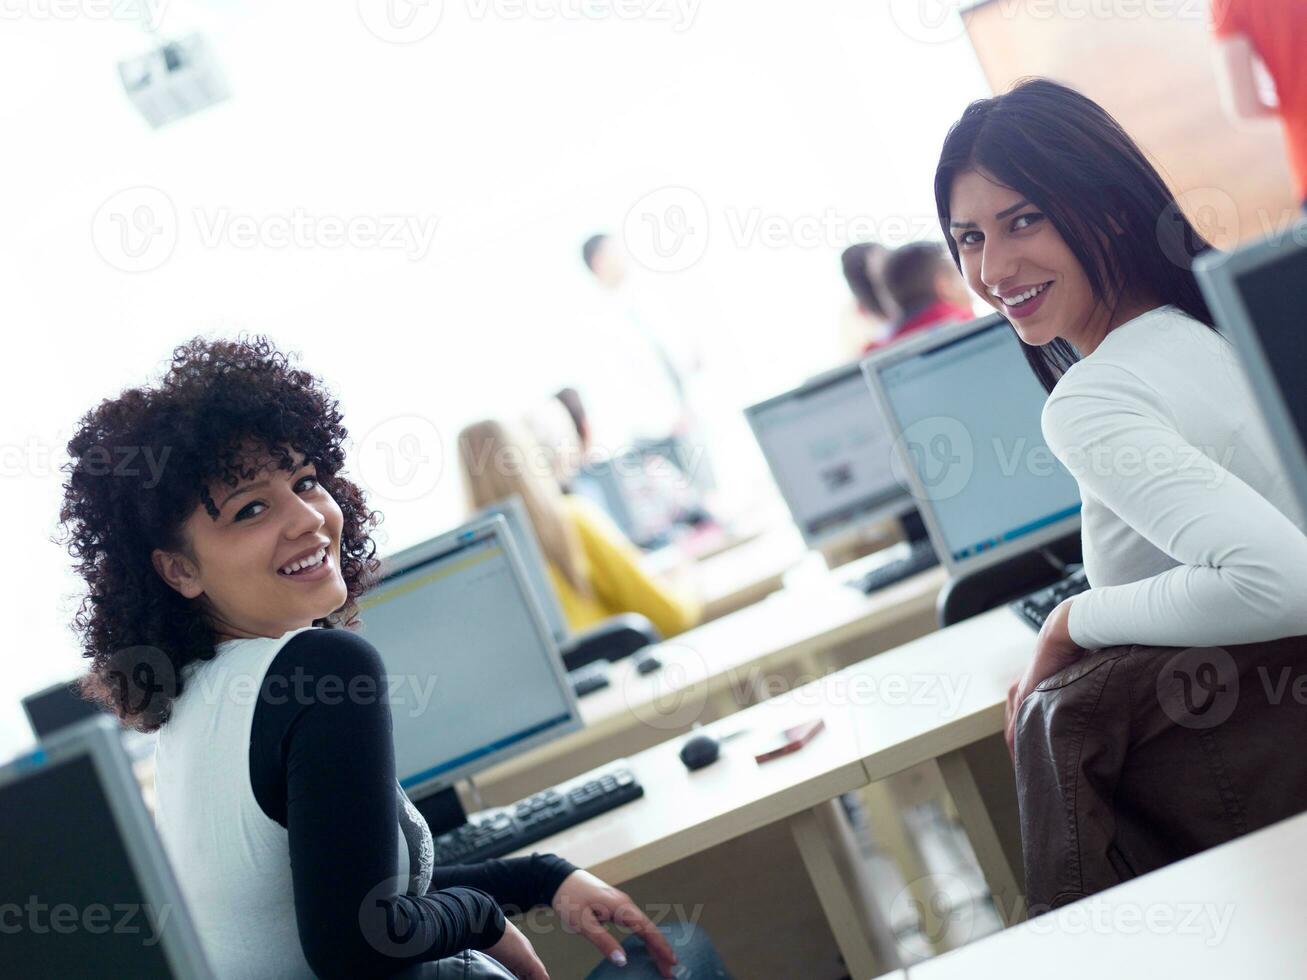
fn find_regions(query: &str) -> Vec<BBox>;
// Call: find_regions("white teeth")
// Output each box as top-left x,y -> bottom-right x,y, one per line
280,546 -> 327,575
1003,282 -> 1050,307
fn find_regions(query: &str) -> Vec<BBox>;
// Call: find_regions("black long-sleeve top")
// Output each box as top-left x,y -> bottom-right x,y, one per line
247,628 -> 576,978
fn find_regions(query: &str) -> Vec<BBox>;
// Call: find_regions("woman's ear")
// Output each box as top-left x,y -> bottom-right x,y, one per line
152,549 -> 204,599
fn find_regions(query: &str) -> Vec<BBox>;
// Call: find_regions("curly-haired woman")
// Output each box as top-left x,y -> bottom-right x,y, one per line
59,338 -> 701,980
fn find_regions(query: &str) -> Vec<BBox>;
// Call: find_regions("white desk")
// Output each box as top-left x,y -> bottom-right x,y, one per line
909,809 -> 1307,979
512,605 -> 1037,979
477,561 -> 946,803
689,523 -> 809,621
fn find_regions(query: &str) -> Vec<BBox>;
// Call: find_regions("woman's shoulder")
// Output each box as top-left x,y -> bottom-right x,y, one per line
560,491 -> 617,535
268,626 -> 385,680
1050,308 -> 1224,402
1042,308 -> 1238,450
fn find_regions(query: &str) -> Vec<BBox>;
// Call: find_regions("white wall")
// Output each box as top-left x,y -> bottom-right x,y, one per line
0,0 -> 988,758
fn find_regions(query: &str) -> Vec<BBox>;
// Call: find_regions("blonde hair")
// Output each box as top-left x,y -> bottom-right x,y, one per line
457,419 -> 592,598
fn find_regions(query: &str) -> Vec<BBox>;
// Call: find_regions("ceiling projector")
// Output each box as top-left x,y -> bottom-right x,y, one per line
118,32 -> 230,129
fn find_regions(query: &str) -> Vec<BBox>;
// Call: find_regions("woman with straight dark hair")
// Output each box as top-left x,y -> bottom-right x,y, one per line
933,78 -> 1307,743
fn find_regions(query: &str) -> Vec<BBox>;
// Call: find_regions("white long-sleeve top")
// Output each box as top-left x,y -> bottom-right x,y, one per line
1040,305 -> 1307,649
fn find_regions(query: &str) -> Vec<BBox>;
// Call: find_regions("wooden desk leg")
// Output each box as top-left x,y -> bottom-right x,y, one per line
856,781 -> 948,956
932,734 -> 1027,927
789,799 -> 901,979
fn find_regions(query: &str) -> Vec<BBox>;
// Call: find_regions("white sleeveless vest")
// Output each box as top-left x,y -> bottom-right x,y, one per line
153,627 -> 431,979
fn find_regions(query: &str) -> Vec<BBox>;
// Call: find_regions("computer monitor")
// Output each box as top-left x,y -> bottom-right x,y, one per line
355,515 -> 581,814
22,679 -> 103,739
1195,225 -> 1307,517
862,314 -> 1082,578
744,360 -> 917,549
22,679 -> 157,764
573,450 -> 696,550
0,716 -> 214,979
474,495 -> 571,647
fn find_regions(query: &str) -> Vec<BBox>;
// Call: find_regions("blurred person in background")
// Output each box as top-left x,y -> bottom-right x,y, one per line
1212,0 -> 1307,206
579,233 -> 696,449
554,386 -> 593,459
869,240 -> 976,351
838,242 -> 894,357
458,418 -> 701,639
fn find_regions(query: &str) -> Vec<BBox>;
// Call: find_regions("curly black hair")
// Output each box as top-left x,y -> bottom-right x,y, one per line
58,336 -> 381,732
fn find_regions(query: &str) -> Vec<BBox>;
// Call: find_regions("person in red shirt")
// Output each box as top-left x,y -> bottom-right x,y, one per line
864,240 -> 975,352
1212,0 -> 1307,204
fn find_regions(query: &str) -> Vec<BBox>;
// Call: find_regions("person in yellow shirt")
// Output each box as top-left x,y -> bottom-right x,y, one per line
457,418 -> 701,639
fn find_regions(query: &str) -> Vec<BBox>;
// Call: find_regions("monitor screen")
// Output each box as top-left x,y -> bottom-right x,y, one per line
476,496 -> 570,646
22,681 -> 103,739
870,317 -> 1081,570
1231,245 -> 1307,501
1,753 -> 180,977
356,523 -> 578,795
746,363 -> 909,546
573,451 -> 692,550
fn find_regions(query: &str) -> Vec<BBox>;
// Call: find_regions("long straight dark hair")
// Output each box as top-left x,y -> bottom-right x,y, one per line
934,78 -> 1217,392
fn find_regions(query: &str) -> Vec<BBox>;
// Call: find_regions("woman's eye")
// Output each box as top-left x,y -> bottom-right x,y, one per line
233,474 -> 318,521
234,501 -> 265,522
1012,212 -> 1044,231
958,231 -> 983,247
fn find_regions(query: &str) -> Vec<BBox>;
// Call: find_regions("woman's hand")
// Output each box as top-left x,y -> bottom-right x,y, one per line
551,870 -> 679,978
484,920 -> 550,980
1005,597 -> 1084,756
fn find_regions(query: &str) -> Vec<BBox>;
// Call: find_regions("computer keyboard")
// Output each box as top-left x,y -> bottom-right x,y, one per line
1009,568 -> 1090,631
847,539 -> 940,595
430,767 -> 644,864
567,660 -> 612,698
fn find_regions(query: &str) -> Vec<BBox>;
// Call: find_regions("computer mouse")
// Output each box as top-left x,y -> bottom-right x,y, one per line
635,651 -> 663,675
678,733 -> 720,771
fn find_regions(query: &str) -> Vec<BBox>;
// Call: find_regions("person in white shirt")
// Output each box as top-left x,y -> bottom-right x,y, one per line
932,78 -> 1307,750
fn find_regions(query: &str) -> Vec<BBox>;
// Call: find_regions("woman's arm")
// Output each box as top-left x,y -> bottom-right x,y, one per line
428,854 -> 576,915
250,629 -> 507,978
1043,366 -> 1307,649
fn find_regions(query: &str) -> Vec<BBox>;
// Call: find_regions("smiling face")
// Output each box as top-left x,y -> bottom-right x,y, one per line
152,447 -> 348,641
947,168 -> 1112,353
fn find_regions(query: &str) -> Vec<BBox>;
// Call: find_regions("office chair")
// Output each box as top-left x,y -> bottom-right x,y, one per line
558,613 -> 661,672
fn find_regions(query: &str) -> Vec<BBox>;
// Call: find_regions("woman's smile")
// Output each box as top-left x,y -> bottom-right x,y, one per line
995,280 -> 1055,319
275,540 -> 336,582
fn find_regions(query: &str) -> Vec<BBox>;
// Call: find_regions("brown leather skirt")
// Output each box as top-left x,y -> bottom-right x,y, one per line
1014,634 -> 1307,912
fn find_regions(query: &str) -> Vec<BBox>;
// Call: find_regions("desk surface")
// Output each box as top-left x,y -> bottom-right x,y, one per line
909,808 -> 1307,978
691,524 -> 809,621
511,605 -> 1034,886
479,561 -> 947,794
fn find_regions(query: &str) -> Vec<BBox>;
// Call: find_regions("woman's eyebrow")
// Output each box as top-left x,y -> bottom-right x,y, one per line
219,480 -> 269,511
217,460 -> 312,511
951,199 -> 1033,230
995,199 -> 1032,220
